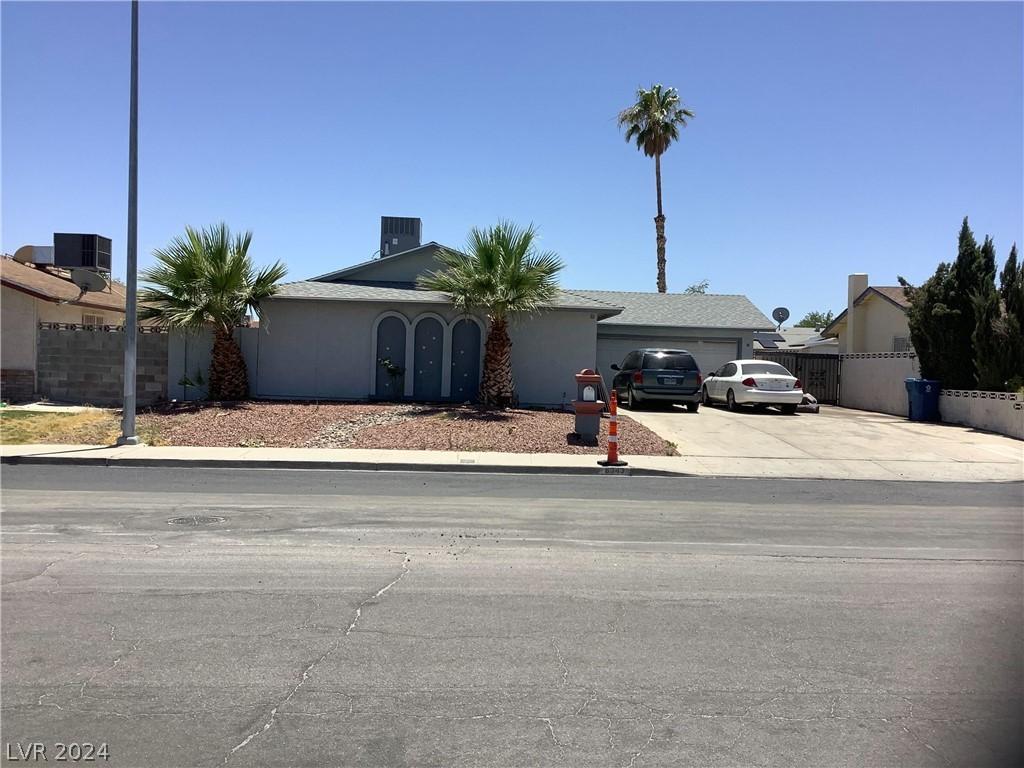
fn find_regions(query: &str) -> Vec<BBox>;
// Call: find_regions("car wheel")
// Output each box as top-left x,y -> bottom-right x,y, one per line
626,385 -> 637,410
726,389 -> 738,412
780,404 -> 797,415
702,386 -> 711,406
686,402 -> 700,413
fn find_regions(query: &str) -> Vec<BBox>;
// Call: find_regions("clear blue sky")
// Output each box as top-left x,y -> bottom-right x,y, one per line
3,1 -> 1022,322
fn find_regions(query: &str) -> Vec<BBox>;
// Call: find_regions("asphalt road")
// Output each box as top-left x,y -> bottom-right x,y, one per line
1,466 -> 1021,767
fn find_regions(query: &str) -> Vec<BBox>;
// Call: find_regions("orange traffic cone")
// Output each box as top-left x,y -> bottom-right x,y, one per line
598,389 -> 628,467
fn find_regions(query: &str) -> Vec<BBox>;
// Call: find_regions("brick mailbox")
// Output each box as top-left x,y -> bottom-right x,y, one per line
572,368 -> 605,442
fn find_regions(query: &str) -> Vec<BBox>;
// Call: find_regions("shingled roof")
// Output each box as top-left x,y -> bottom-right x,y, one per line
272,280 -> 624,317
568,290 -> 775,330
1,256 -> 126,313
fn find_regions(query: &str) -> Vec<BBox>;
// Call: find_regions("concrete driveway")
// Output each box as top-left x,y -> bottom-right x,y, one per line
625,404 -> 1024,482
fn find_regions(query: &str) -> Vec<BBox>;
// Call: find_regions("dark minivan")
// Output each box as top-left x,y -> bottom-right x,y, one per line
610,348 -> 703,411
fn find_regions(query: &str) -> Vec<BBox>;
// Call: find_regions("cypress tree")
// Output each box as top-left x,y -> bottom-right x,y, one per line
903,218 -> 1003,388
999,244 -> 1024,390
971,236 -> 1002,389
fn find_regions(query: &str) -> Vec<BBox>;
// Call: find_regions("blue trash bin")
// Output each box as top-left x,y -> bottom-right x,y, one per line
904,378 -> 940,422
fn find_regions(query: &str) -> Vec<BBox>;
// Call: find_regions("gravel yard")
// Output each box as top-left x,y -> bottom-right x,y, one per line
128,401 -> 675,455
345,404 -> 676,455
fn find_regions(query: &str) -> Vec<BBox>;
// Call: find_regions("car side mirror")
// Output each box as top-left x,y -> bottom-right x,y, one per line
610,364 -> 620,371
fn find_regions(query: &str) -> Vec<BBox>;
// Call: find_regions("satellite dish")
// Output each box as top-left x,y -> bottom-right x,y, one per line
59,268 -> 109,305
772,307 -> 790,327
71,268 -> 108,293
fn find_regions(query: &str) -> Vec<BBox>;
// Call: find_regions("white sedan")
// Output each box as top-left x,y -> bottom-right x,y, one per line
702,359 -> 804,413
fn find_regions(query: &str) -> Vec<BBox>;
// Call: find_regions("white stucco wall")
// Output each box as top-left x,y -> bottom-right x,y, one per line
235,299 -> 598,406
839,352 -> 920,416
939,391 -> 1023,440
2,286 -> 38,370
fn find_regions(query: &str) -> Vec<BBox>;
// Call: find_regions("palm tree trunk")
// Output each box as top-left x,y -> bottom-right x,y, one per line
479,317 -> 514,408
654,152 -> 667,293
208,327 -> 249,401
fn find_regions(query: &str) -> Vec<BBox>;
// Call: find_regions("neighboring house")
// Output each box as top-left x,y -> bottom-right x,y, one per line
244,217 -> 774,406
753,326 -> 840,355
1,255 -> 127,401
821,273 -> 911,353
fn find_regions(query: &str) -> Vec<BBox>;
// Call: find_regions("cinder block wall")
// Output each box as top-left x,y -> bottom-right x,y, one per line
0,369 -> 35,402
36,328 -> 168,406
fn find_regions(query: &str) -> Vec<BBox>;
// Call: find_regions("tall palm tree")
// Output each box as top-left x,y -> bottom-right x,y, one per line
618,84 -> 695,293
418,221 -> 564,408
139,223 -> 287,400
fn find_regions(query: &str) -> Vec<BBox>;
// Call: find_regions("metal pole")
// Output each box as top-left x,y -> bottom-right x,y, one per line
118,0 -> 140,445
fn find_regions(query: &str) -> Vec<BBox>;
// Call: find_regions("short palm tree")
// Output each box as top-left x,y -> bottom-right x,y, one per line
139,223 -> 287,400
618,84 -> 695,293
418,222 -> 564,408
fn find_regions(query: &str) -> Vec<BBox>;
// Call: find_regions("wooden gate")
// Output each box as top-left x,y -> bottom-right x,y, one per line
753,351 -> 841,404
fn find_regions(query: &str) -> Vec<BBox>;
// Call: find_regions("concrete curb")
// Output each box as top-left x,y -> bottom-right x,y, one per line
0,454 -> 687,478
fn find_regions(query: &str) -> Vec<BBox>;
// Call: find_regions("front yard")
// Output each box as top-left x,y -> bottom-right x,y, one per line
0,401 -> 677,456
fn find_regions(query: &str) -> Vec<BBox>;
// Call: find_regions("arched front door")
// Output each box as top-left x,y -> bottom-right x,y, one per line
375,315 -> 407,399
413,317 -> 444,401
450,318 -> 482,402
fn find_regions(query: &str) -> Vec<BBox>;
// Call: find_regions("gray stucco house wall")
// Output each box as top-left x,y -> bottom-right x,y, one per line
248,292 -> 605,406
206,241 -> 617,407
165,230 -> 773,407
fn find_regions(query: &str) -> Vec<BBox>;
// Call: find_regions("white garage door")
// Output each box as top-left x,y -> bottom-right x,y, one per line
596,335 -> 739,388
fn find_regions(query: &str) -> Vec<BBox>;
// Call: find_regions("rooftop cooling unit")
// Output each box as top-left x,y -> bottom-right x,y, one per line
13,245 -> 55,266
53,233 -> 112,273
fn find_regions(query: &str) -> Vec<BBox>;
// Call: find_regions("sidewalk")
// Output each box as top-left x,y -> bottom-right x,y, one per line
2,442 -> 1021,481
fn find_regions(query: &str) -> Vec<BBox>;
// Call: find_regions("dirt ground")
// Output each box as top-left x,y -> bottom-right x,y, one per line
1,401 -> 677,456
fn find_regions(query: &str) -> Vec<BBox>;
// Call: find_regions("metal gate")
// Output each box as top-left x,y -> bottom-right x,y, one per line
753,351 -> 840,404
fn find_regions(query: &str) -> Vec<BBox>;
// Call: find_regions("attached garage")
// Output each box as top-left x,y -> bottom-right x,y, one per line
569,290 -> 775,385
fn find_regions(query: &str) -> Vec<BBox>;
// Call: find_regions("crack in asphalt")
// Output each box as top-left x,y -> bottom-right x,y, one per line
3,552 -> 85,586
222,555 -> 412,763
624,717 -> 656,767
552,640 -> 569,687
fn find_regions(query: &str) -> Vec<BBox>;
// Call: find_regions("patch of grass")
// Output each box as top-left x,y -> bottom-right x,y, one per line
664,440 -> 679,456
0,410 -> 162,445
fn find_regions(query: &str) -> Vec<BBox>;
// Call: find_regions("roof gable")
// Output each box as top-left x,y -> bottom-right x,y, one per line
821,286 -> 909,337
311,242 -> 446,283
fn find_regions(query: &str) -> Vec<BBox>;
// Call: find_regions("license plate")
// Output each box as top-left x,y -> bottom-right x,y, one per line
663,377 -> 678,385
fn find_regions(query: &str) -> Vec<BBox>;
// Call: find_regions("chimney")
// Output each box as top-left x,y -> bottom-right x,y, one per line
379,216 -> 422,258
847,273 -> 868,353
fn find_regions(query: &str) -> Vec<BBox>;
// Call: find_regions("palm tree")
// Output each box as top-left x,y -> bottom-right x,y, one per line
418,222 -> 564,408
618,84 -> 695,293
139,223 -> 286,400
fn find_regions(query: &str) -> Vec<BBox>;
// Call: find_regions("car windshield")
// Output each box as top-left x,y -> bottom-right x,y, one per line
741,363 -> 791,376
643,352 -> 697,371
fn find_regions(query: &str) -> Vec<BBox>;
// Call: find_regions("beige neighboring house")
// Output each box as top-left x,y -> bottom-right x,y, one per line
1,255 -> 127,401
821,273 -> 912,354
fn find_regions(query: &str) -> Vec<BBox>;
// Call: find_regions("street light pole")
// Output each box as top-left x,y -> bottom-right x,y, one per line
118,0 -> 140,446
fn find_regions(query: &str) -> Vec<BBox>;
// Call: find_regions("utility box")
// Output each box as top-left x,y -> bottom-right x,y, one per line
572,369 -> 605,443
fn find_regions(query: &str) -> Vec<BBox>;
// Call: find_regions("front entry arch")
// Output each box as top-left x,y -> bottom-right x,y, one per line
374,315 -> 408,399
413,316 -> 444,401
450,318 -> 482,402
